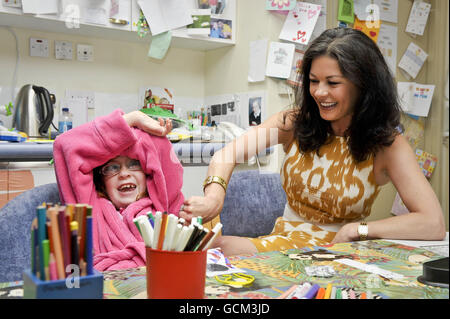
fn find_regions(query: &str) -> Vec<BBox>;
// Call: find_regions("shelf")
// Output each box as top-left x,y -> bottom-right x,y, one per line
0,11 -> 235,51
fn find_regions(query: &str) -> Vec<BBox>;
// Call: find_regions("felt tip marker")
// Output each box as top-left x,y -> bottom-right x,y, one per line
152,211 -> 162,249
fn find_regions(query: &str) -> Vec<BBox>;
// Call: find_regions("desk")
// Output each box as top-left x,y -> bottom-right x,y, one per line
1,240 -> 447,299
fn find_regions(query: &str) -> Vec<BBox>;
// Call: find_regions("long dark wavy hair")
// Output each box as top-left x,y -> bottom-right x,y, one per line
293,27 -> 401,162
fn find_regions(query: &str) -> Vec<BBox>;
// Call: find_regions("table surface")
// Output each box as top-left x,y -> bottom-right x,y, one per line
1,239 -> 448,299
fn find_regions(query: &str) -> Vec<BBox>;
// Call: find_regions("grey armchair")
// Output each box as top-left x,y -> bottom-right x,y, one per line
0,183 -> 60,283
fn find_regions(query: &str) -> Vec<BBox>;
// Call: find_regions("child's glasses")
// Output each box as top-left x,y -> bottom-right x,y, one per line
100,159 -> 142,176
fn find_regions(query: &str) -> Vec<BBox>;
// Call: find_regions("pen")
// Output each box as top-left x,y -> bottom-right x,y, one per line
147,211 -> 155,228
176,225 -> 194,251
170,224 -> 183,251
152,211 -> 162,249
315,287 -> 325,299
42,239 -> 50,281
58,207 -> 70,275
360,292 -> 367,299
193,228 -> 209,251
162,215 -> 178,251
137,215 -> 154,247
70,221 -> 79,268
324,283 -> 333,299
49,207 -> 65,279
184,225 -> 203,251
37,205 -> 47,280
341,289 -> 349,299
301,284 -> 320,299
157,212 -> 168,250
85,209 -> 93,275
201,223 -> 222,251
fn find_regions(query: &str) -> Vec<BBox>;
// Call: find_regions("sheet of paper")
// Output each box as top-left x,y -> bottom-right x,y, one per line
84,7 -> 108,25
148,31 -> 172,60
248,38 -> 268,83
265,41 -> 295,79
353,0 -> 371,21
397,82 -> 415,112
2,0 -> 22,8
265,0 -> 296,11
377,24 -> 397,76
408,83 -> 435,117
406,0 -> 431,36
137,0 -> 193,36
279,1 -> 322,46
398,42 -> 428,79
94,92 -> 139,118
61,98 -> 88,128
374,0 -> 398,23
335,258 -> 405,281
22,0 -> 58,14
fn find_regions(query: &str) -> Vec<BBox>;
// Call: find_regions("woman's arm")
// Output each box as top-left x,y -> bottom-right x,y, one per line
180,110 -> 295,223
332,135 -> 446,243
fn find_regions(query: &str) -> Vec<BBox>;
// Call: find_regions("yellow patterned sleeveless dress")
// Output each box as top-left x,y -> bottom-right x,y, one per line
248,135 -> 380,252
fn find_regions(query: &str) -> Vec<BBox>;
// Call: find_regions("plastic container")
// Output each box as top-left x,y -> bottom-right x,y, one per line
58,107 -> 73,133
23,269 -> 103,299
146,247 -> 207,299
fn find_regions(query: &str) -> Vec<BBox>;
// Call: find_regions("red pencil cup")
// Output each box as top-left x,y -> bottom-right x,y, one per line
146,247 -> 207,299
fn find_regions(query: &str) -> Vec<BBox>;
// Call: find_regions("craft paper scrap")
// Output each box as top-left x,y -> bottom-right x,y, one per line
248,38 -> 268,83
338,0 -> 354,24
279,1 -> 322,45
353,17 -> 380,43
206,248 -> 244,277
266,41 -> 295,79
398,42 -> 428,80
377,24 -> 397,76
374,0 -> 398,23
137,0 -> 193,36
266,0 -> 296,11
406,0 -> 431,36
148,31 -> 172,60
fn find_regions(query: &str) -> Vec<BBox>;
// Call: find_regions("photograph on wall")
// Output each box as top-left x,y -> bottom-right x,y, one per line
243,91 -> 266,129
210,18 -> 232,39
248,97 -> 262,126
187,9 -> 211,35
139,86 -> 174,112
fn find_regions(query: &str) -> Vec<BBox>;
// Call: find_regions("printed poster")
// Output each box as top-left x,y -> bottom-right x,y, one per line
279,1 -> 322,45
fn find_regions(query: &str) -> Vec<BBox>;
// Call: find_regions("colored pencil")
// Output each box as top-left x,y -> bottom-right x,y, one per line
49,207 -> 65,279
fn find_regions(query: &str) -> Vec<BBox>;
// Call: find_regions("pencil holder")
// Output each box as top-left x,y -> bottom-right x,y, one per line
22,269 -> 103,299
146,247 -> 207,299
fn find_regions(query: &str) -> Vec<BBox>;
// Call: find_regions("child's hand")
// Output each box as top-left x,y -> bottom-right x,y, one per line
123,111 -> 173,136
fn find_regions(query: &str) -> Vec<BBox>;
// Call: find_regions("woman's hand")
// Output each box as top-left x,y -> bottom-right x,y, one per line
330,222 -> 359,244
123,111 -> 172,136
179,194 -> 224,224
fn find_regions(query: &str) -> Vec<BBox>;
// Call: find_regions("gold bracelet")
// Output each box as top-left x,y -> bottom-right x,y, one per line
203,176 -> 227,193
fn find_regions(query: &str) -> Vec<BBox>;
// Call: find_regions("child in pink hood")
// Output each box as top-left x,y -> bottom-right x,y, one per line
53,109 -> 184,271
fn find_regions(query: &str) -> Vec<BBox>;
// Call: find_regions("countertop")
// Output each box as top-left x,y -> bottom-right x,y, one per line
0,140 -> 273,164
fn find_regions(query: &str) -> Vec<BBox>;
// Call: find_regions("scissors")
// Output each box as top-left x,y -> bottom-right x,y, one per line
214,273 -> 255,287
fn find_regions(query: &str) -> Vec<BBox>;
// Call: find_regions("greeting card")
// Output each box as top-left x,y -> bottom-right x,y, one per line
377,24 -> 398,76
286,49 -> 305,87
279,1 -> 322,45
353,17 -> 380,43
266,41 -> 296,79
406,0 -> 431,36
266,0 -> 296,11
398,42 -> 428,79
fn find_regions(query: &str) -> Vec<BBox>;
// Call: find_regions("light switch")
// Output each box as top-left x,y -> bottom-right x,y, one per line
30,38 -> 49,58
55,40 -> 73,60
77,44 -> 94,62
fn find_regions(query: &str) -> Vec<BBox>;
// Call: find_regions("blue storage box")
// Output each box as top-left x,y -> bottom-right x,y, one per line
22,270 -> 103,299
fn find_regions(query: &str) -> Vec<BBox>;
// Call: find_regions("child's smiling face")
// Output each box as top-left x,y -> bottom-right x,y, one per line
101,156 -> 147,209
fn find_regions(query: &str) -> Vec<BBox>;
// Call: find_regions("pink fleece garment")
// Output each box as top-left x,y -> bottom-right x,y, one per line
53,109 -> 184,271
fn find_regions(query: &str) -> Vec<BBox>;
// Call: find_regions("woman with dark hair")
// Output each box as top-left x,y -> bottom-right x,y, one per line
180,28 -> 446,256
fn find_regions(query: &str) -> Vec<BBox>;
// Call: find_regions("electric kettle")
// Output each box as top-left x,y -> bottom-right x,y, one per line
12,84 -> 55,137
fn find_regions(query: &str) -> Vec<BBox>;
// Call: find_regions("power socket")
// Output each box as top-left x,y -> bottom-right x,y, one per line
30,38 -> 49,58
77,44 -> 94,62
55,40 -> 73,60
